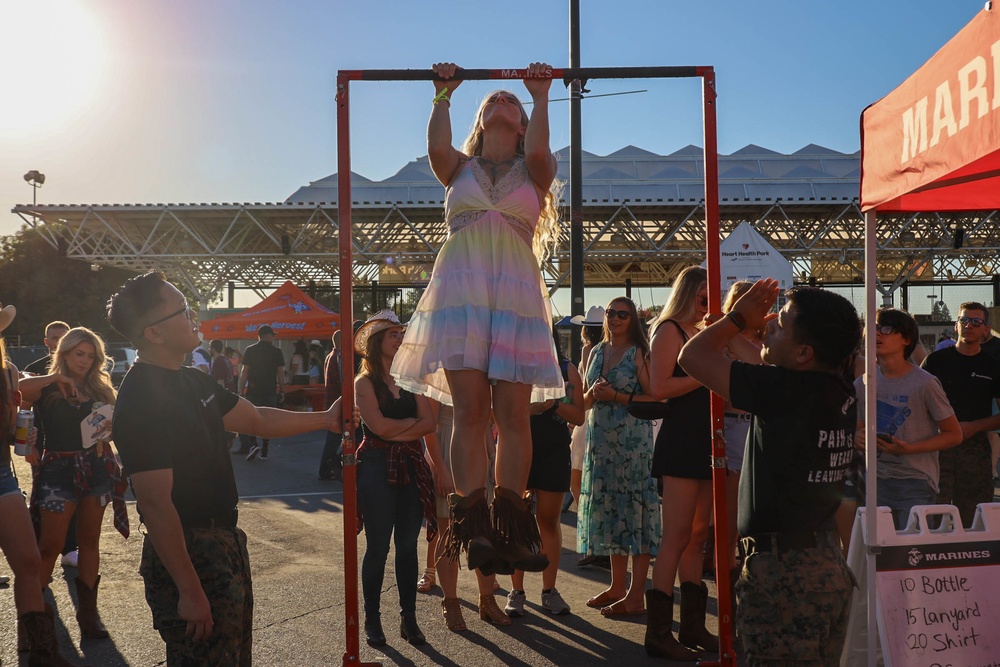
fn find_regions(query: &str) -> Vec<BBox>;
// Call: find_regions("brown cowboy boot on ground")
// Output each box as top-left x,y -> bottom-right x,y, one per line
678,580 -> 719,652
644,588 -> 699,661
490,487 -> 548,573
75,575 -> 109,638
21,606 -> 84,667
441,488 -> 497,573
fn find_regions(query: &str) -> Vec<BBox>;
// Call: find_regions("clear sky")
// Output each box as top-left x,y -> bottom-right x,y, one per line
0,0 -> 986,312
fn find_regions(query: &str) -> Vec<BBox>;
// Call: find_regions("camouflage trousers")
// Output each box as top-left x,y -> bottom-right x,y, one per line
735,535 -> 853,666
937,432 -> 993,528
139,526 -> 254,666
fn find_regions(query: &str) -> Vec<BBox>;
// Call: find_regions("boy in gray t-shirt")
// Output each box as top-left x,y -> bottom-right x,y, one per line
855,309 -> 963,529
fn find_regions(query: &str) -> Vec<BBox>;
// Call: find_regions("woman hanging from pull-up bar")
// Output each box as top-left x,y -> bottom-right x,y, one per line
391,62 -> 565,578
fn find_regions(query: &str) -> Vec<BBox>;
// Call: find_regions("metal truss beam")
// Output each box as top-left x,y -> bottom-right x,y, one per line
14,201 -> 1000,297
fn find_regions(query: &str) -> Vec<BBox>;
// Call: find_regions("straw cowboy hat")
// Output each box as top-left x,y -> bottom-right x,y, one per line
570,305 -> 605,326
354,310 -> 406,356
0,304 -> 16,334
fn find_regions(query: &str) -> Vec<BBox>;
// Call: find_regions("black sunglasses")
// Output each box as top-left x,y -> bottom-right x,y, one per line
959,316 -> 986,328
605,308 -> 631,321
146,304 -> 194,329
874,324 -> 897,335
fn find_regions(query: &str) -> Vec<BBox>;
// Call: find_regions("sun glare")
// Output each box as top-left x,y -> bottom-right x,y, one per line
0,1 -> 108,136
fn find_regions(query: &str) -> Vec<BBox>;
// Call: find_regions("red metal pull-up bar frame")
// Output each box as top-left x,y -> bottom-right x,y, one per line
335,65 -> 730,667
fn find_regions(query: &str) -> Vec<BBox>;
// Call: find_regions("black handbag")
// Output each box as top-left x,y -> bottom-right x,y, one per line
625,383 -> 669,421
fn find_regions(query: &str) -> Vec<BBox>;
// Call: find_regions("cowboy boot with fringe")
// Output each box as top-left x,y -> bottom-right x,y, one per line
490,487 -> 548,573
440,488 -> 497,572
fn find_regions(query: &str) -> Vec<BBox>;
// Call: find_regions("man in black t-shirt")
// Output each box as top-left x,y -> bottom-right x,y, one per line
979,326 -> 1000,480
921,302 -> 1000,527
107,271 -> 343,665
678,282 -> 861,665
237,326 -> 286,461
22,320 -> 69,375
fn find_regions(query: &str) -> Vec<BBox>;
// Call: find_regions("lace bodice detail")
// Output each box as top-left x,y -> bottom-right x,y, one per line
444,158 -> 540,245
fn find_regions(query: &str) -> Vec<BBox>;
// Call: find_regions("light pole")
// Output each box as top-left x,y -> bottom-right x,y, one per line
23,170 -> 45,205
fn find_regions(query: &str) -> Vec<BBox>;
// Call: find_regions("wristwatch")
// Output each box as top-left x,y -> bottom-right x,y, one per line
726,311 -> 747,331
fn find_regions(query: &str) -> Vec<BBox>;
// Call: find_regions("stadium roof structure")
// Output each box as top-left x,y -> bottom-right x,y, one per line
12,143 -> 999,303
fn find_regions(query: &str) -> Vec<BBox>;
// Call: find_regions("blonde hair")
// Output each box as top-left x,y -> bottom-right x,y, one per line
461,90 -> 561,264
651,266 -> 707,334
48,327 -> 116,406
723,281 -> 753,314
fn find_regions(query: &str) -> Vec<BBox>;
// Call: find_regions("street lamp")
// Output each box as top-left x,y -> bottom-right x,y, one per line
23,170 -> 45,205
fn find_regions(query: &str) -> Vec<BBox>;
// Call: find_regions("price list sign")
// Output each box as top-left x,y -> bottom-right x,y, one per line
876,540 -> 1000,666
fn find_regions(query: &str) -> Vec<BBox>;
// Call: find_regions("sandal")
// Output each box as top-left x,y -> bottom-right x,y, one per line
442,597 -> 467,632
586,590 -> 622,609
417,567 -> 436,593
478,593 -> 512,626
600,599 -> 646,617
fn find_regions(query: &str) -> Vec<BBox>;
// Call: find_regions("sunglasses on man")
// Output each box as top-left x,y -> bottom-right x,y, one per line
958,316 -> 986,328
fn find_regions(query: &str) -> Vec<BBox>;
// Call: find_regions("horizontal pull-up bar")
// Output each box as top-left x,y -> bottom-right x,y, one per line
338,65 -> 712,83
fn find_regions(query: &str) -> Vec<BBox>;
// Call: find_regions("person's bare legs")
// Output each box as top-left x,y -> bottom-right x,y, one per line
445,370 -> 492,496
75,495 -> 108,589
491,380 -> 533,493
676,481 -> 713,586
510,490 -> 564,592
725,470 -> 741,570
0,493 -> 46,614
435,518 -> 460,598
37,502 -> 77,589
651,477 -> 699,594
590,554 -> 628,604
570,468 -> 582,506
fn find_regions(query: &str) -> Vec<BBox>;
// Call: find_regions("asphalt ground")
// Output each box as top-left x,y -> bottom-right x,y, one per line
2,431 -> 728,667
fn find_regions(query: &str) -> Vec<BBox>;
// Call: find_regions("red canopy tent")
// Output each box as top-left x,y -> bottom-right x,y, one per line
198,280 -> 340,340
861,5 -> 1000,211
858,4 -> 999,662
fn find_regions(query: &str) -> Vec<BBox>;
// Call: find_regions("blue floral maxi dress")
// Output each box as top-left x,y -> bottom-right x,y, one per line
577,343 -> 661,557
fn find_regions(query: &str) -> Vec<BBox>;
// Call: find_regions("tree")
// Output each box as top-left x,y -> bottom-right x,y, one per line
0,225 -> 137,345
931,300 -> 951,323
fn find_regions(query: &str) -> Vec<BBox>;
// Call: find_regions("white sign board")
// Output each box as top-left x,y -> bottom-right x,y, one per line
718,221 -> 794,292
842,504 -> 1000,667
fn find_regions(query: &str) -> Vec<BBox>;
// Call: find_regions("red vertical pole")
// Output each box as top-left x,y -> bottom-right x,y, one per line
337,75 -> 380,667
700,68 -> 736,667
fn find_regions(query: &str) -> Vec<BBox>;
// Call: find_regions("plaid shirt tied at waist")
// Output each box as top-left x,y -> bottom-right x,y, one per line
30,447 -> 130,539
356,434 -> 437,542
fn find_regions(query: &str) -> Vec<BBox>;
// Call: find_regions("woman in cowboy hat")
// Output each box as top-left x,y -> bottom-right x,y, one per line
391,61 -> 563,577
354,310 -> 443,648
0,303 -> 78,665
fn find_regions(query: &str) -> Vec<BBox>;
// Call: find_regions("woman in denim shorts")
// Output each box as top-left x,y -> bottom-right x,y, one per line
21,326 -> 128,641
0,305 -> 77,664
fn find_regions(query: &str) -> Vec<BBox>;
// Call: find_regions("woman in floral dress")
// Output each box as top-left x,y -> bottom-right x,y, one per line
578,297 -> 660,617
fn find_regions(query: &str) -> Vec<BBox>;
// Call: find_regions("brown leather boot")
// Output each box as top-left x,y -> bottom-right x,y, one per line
678,580 -> 719,652
644,588 -> 698,661
21,607 -> 83,667
440,489 -> 497,572
19,599 -> 50,652
75,575 -> 109,638
490,487 -> 548,573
